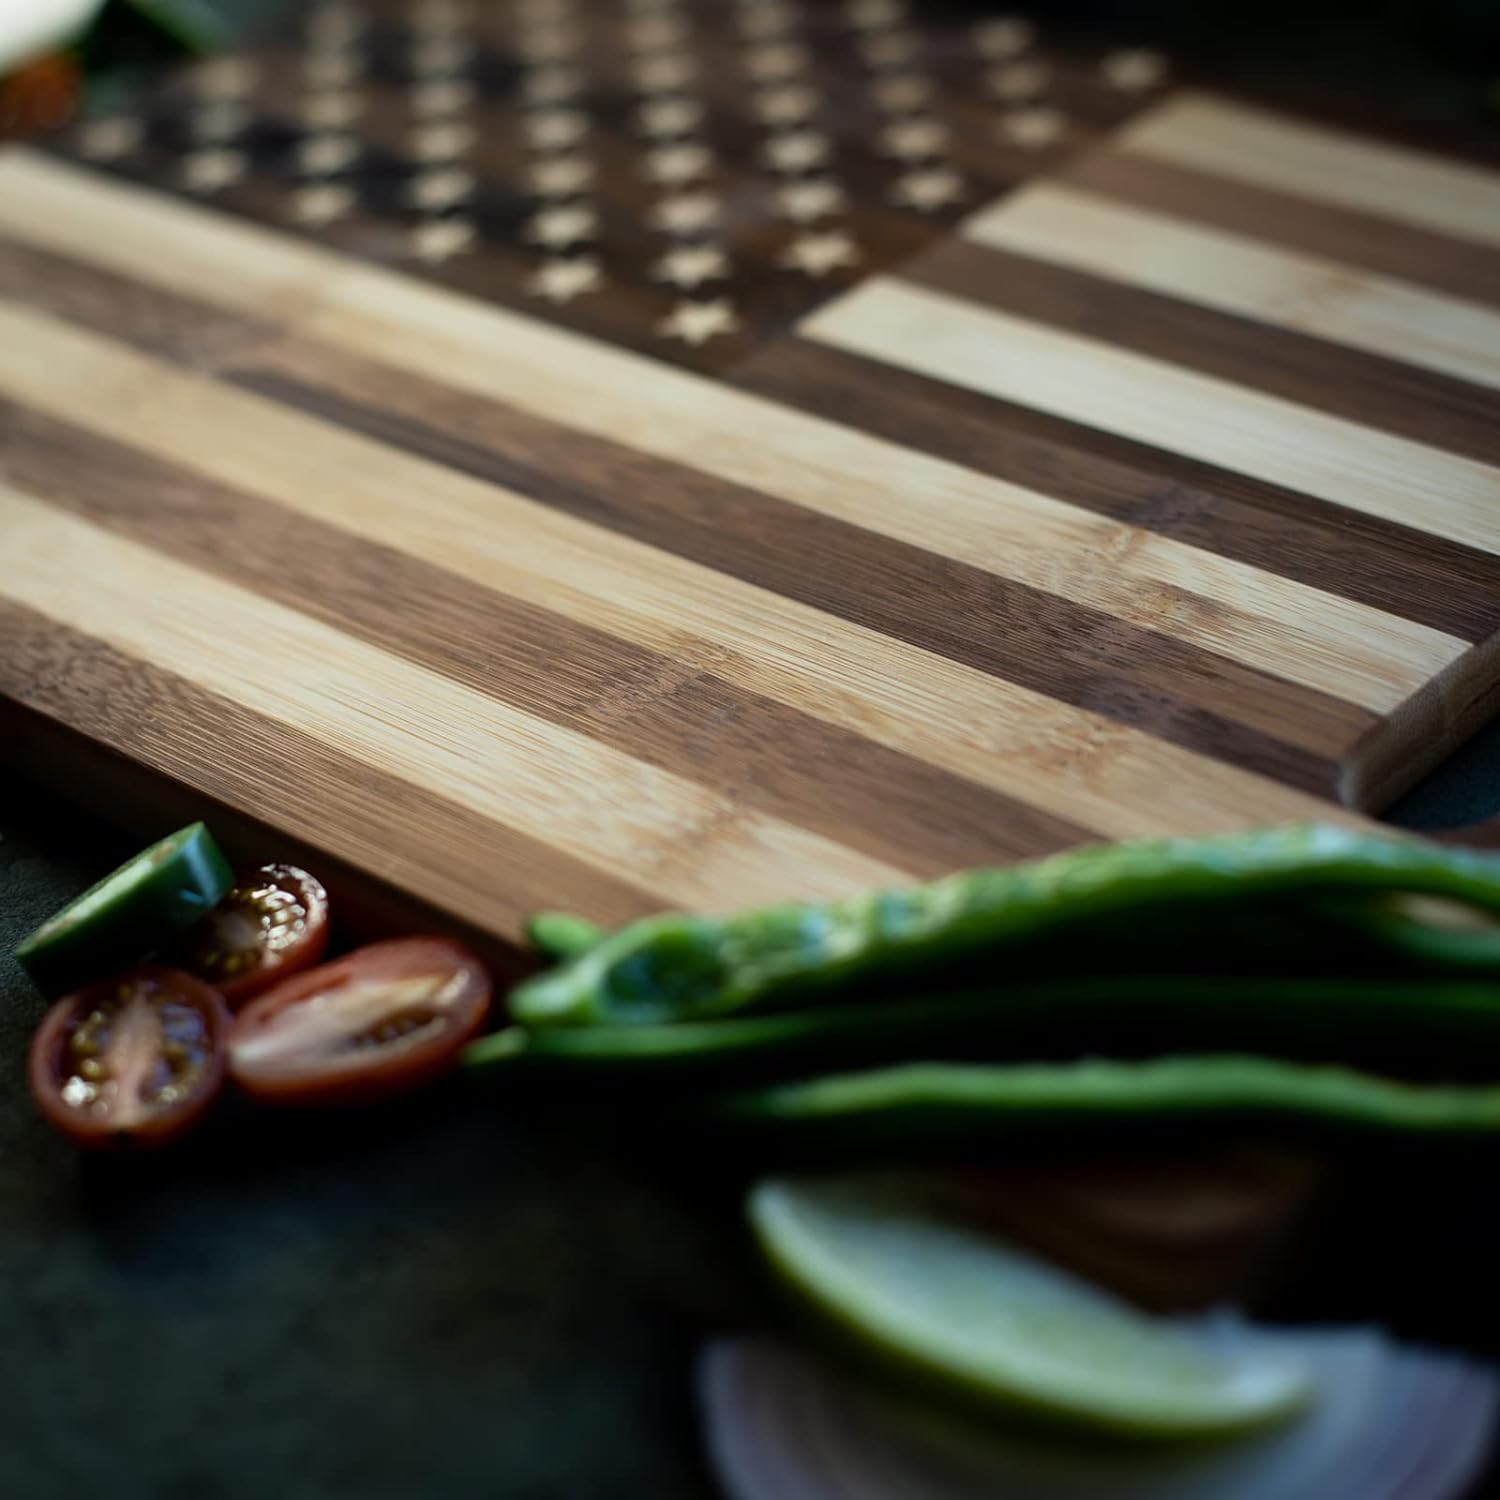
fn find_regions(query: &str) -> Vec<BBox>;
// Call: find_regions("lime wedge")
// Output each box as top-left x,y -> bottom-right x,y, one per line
749,1174 -> 1313,1439
17,823 -> 232,995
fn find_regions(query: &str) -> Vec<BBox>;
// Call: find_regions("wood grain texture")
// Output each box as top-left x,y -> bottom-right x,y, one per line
3,64 -> 1499,938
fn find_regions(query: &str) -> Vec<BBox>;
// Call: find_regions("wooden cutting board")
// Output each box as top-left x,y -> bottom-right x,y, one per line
2,0 -> 1499,943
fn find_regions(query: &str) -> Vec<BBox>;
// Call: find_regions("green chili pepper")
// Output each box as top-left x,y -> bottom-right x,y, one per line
709,1056 -> 1500,1145
526,912 -> 609,965
468,976 -> 1500,1082
509,826 -> 1500,1028
16,823 -> 233,996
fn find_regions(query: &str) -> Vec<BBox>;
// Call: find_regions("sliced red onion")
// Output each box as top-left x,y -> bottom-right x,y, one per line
701,1322 -> 1496,1500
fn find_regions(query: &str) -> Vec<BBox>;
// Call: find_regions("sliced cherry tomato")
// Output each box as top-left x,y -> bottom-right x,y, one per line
29,968 -> 231,1148
227,938 -> 492,1105
180,863 -> 330,1008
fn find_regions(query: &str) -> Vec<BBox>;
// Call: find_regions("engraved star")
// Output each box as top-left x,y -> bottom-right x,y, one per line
528,256 -> 603,303
752,84 -> 819,126
411,120 -> 475,161
523,66 -> 583,105
194,58 -> 257,98
878,117 -> 948,159
411,218 -> 476,263
525,202 -> 598,247
988,60 -> 1050,101
745,42 -> 809,81
777,177 -> 845,221
764,129 -> 830,172
846,0 -> 906,26
525,109 -> 589,149
298,134 -> 361,175
627,15 -> 688,51
182,148 -> 247,193
304,52 -> 362,88
996,105 -> 1067,147
308,7 -> 364,48
303,92 -> 361,129
650,191 -> 719,234
292,182 -> 355,225
76,116 -> 143,160
413,78 -> 476,115
528,154 -> 594,195
870,74 -> 929,112
644,142 -> 713,184
633,54 -> 697,92
658,299 -> 739,346
973,17 -> 1035,58
191,101 -> 250,142
652,243 -> 728,288
1102,48 -> 1168,90
408,166 -> 476,210
889,165 -> 963,211
779,230 -> 860,277
858,31 -> 916,67
636,97 -> 703,137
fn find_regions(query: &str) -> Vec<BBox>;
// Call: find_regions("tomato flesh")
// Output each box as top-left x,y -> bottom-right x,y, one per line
228,938 -> 491,1105
181,863 -> 330,1007
30,968 -> 230,1148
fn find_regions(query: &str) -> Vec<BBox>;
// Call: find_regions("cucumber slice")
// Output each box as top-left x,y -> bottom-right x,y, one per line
16,823 -> 233,995
749,1174 -> 1312,1439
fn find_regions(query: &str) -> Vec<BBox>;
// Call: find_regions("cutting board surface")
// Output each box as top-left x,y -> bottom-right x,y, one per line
2,0 -> 1500,941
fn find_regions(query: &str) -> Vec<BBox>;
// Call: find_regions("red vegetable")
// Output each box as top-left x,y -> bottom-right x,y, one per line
181,863 -> 330,1008
29,968 -> 230,1148
227,938 -> 491,1105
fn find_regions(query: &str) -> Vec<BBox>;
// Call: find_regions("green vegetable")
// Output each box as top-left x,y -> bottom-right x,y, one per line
510,826 -> 1500,1028
16,823 -> 232,995
712,1056 -> 1500,1145
526,911 -> 608,964
749,1174 -> 1312,1437
468,977 -> 1500,1081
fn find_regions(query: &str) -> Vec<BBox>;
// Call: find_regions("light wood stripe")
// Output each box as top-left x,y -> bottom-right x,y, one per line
734,338 -> 1500,645
0,301 -> 1347,841
0,151 -> 1461,721
1121,94 -> 1500,251
966,185 -> 1500,392
1,398 -> 1093,871
804,278 -> 1500,559
0,485 -> 906,908
0,603 -> 663,938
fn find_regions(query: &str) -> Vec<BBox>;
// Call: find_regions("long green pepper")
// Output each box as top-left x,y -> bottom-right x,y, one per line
509,826 -> 1500,1028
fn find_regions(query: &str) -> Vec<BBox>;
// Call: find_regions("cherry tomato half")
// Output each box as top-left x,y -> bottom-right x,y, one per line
29,968 -> 231,1148
227,938 -> 492,1106
181,864 -> 330,1008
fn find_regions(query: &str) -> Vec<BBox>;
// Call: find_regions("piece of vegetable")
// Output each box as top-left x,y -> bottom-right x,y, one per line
747,1174 -> 1311,1437
469,977 -> 1500,1082
714,1056 -> 1500,1146
227,938 -> 491,1105
509,826 -> 1500,1028
29,967 -> 230,1148
701,1331 -> 1498,1500
16,823 -> 233,996
179,863 -> 330,1008
526,911 -> 608,964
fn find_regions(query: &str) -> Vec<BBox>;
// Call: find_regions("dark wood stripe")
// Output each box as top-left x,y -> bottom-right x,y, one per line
903,237 -> 1500,469
0,599 -> 657,938
0,399 -> 1090,871
733,337 -> 1500,646
225,336 -> 1369,792
0,233 -> 278,368
1066,150 -> 1500,310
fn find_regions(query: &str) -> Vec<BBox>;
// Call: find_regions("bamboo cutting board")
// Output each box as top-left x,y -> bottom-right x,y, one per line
2,0 -> 1500,943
